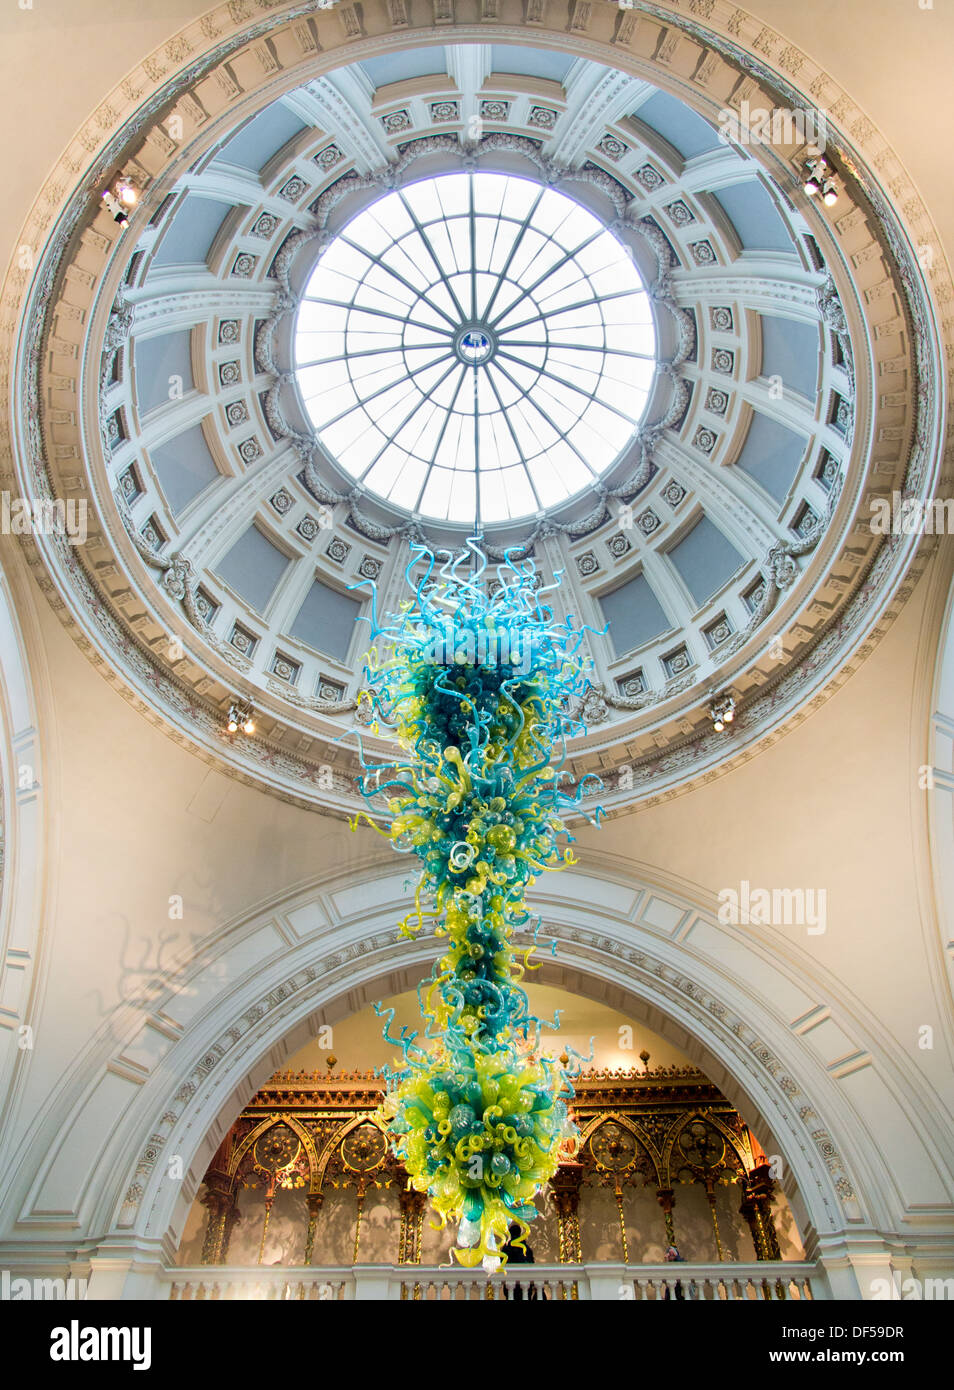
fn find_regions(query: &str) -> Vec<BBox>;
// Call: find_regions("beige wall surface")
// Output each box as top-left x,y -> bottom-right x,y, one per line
0,0 -> 951,1280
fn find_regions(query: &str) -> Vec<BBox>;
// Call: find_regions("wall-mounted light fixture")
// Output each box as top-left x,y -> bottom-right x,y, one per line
100,172 -> 141,229
226,702 -> 255,735
802,155 -> 838,206
708,692 -> 736,733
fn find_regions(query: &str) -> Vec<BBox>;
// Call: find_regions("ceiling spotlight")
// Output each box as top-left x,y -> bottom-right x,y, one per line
802,155 -> 829,198
100,189 -> 130,228
708,692 -> 736,733
226,702 -> 255,736
101,173 -> 140,228
822,182 -> 839,207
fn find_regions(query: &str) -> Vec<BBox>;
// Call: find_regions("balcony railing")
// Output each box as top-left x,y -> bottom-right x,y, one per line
164,1261 -> 824,1301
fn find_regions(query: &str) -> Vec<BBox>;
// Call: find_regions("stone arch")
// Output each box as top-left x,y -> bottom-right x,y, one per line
926,556 -> 954,1016
1,852 -> 936,1298
0,553 -> 54,1174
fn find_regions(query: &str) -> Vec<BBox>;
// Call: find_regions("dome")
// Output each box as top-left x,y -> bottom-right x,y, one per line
12,36 -> 938,815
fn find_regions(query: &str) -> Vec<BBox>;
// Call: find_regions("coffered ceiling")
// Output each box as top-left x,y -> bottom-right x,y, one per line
9,11 -> 942,817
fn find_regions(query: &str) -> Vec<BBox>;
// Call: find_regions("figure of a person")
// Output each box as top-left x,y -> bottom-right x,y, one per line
663,1243 -> 685,1300
501,1222 -> 537,1300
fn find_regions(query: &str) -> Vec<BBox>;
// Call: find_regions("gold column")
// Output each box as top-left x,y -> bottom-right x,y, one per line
704,1178 -> 725,1261
221,1196 -> 241,1264
257,1183 -> 277,1265
614,1181 -> 630,1265
549,1162 -> 584,1263
399,1189 -> 427,1264
304,1192 -> 324,1265
740,1164 -> 782,1261
398,1198 -> 408,1265
199,1174 -> 239,1266
199,1191 -> 227,1265
655,1188 -> 677,1248
352,1179 -> 368,1265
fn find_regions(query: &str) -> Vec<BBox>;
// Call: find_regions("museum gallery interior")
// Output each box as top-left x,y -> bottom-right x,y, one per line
0,0 -> 952,1304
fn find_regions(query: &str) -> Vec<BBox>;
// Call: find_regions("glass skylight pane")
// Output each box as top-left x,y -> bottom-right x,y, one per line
395,229 -> 443,280
295,336 -> 346,367
363,263 -> 417,305
403,179 -> 444,222
447,216 -> 472,271
323,413 -> 376,460
368,198 -> 414,241
435,174 -> 470,218
532,191 -> 573,236
295,169 -> 655,525
530,458 -> 568,509
296,360 -> 350,396
409,356 -> 457,397
485,217 -> 521,274
516,238 -> 565,288
449,468 -> 476,522
480,468 -> 510,523
600,293 -> 650,326
364,449 -> 421,502
434,410 -> 466,470
307,380 -> 358,425
389,457 -> 429,509
303,268 -> 361,304
543,355 -> 599,390
534,262 -> 586,306
485,363 -> 521,410
472,172 -> 509,216
498,357 -> 539,394
473,270 -> 498,316
324,241 -> 371,279
502,228 -> 548,286
296,301 -> 349,334
530,383 -> 580,433
446,273 -> 473,316
553,204 -> 602,249
510,399 -> 557,455
420,465 -> 453,517
343,333 -> 400,360
399,401 -> 443,457
432,367 -> 467,410
500,466 -> 537,518
596,374 -> 645,418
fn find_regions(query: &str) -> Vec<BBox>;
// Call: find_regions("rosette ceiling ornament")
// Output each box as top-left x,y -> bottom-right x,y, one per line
5,5 -> 945,818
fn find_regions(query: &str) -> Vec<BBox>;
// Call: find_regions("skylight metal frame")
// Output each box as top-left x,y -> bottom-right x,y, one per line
294,171 -> 656,525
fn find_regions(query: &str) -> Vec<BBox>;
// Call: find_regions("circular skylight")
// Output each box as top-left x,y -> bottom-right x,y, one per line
295,171 -> 656,525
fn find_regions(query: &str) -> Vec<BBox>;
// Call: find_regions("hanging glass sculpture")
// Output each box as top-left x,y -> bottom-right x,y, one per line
352,538 -> 603,1268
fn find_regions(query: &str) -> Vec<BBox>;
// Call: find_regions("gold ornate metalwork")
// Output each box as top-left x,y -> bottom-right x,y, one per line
194,1067 -> 783,1267
588,1116 -> 648,1263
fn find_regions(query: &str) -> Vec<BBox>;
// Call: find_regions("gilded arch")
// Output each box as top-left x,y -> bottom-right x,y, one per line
580,1110 -> 663,1187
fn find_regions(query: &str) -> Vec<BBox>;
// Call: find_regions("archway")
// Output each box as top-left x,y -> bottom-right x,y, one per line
0,852 -> 925,1298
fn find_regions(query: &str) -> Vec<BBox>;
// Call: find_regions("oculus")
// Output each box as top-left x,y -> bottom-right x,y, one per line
295,171 -> 656,525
